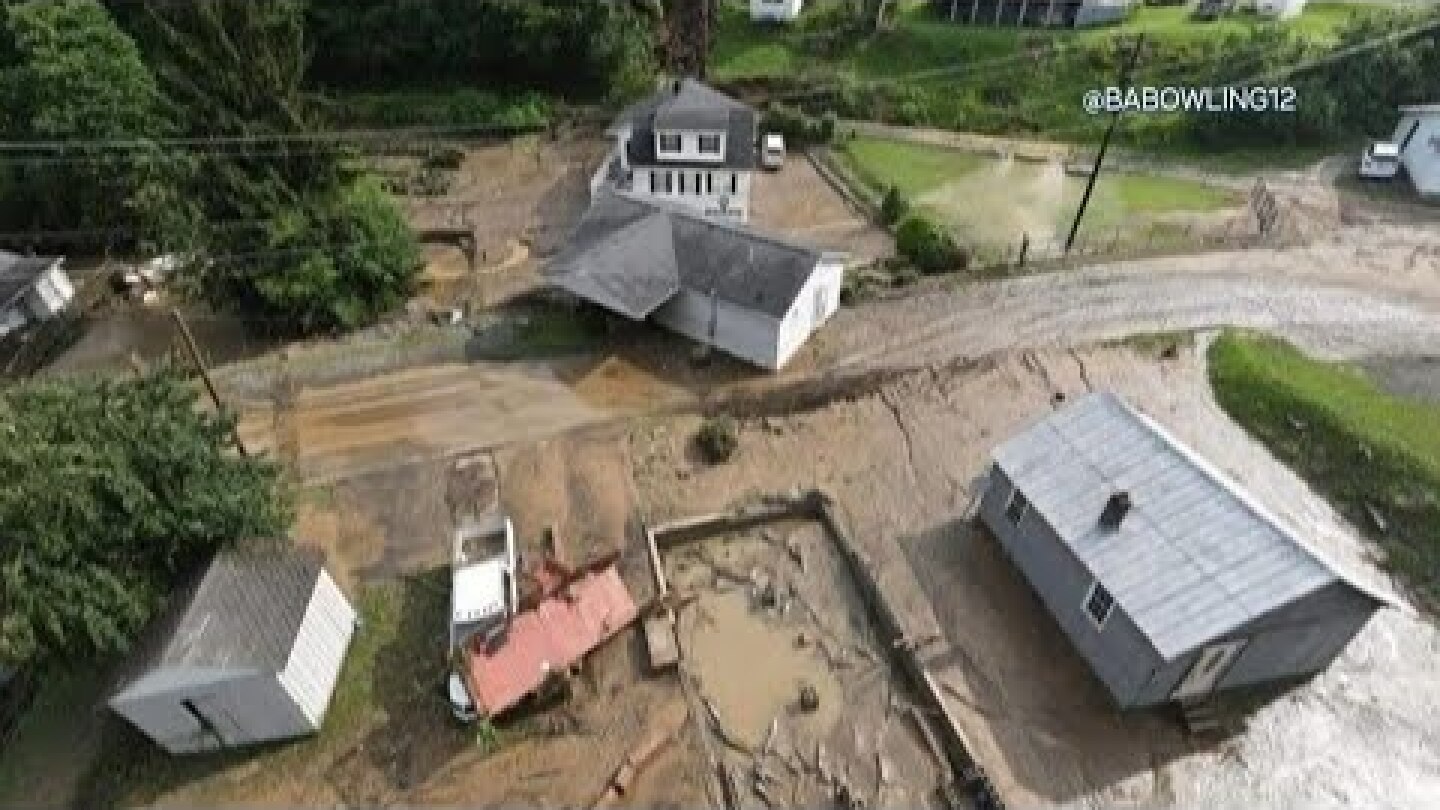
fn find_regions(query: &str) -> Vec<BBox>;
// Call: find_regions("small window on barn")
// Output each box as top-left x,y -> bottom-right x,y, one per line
698,133 -> 721,154
1084,580 -> 1115,628
659,132 -> 682,153
1004,487 -> 1028,525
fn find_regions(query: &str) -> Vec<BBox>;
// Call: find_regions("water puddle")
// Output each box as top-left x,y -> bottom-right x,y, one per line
681,587 -> 843,749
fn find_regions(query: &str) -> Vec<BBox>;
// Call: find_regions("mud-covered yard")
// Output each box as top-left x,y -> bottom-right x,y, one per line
630,339 -> 1440,809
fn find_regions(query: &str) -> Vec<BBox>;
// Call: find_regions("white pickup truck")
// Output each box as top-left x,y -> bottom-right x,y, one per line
447,513 -> 517,723
1359,141 -> 1401,180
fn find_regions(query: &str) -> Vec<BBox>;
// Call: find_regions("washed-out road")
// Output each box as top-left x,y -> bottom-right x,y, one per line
230,224 -> 1440,483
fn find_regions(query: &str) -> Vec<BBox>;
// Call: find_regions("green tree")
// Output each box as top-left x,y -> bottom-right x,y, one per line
141,0 -> 421,334
214,176 -> 421,334
0,371 -> 291,667
895,215 -> 964,275
0,0 -> 177,248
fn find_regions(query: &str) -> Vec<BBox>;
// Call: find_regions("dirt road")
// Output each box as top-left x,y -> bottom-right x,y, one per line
232,226 -> 1440,487
816,225 -> 1440,372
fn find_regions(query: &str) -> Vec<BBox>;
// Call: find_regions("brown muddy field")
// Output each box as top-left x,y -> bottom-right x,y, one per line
630,342 -> 1440,809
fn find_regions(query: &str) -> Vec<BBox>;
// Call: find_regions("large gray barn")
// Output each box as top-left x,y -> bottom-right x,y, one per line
110,549 -> 357,754
979,392 -> 1393,709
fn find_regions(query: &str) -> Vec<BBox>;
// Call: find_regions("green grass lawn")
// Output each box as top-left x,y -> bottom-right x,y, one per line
1111,172 -> 1239,213
1209,331 -> 1440,611
837,134 -> 1242,247
839,136 -> 986,196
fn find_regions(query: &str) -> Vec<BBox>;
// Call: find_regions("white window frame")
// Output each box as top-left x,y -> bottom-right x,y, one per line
698,133 -> 722,154
658,132 -> 682,154
1083,579 -> 1115,630
1003,486 -> 1029,526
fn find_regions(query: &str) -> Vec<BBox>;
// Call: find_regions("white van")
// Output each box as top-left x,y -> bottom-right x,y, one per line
762,133 -> 786,170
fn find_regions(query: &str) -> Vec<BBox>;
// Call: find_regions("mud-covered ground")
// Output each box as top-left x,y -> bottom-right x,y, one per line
631,341 -> 1440,809
665,523 -> 943,810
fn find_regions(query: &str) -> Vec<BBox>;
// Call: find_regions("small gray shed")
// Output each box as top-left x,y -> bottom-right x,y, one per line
110,548 -> 357,754
979,392 -> 1394,709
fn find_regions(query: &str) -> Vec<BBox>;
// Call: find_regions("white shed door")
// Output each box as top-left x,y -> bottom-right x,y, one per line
1172,639 -> 1247,701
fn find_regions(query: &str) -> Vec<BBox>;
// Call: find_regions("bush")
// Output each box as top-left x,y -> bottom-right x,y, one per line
762,103 -> 833,146
880,186 -> 909,226
696,415 -> 740,464
895,216 -> 966,275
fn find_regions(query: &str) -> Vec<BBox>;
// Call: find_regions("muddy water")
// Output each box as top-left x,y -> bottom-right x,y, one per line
683,588 -> 843,749
917,156 -> 1076,247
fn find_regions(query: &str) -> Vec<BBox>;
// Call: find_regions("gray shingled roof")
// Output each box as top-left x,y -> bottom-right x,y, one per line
112,548 -> 324,700
0,251 -> 59,311
617,79 -> 758,171
993,392 -> 1393,660
546,191 -> 834,320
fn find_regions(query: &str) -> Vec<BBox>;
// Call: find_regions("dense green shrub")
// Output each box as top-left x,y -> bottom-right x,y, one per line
880,185 -> 909,226
895,215 -> 965,275
696,416 -> 740,464
762,103 -> 835,146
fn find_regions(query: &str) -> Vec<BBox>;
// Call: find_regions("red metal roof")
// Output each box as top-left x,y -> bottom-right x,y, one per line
461,563 -> 638,717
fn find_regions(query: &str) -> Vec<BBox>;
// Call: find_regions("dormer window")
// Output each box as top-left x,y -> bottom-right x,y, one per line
698,133 -> 721,155
658,132 -> 682,153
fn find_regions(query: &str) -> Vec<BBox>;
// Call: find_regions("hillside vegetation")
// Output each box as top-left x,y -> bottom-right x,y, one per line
1209,332 -> 1440,612
714,0 -> 1440,153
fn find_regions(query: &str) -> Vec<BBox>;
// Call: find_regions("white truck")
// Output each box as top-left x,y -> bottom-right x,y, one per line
447,513 -> 517,723
1359,141 -> 1401,180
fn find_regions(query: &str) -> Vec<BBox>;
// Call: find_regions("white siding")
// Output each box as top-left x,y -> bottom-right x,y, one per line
774,259 -> 844,369
24,262 -> 74,320
652,288 -> 782,369
634,168 -> 751,222
1396,112 -> 1440,198
752,0 -> 804,21
277,570 -> 357,728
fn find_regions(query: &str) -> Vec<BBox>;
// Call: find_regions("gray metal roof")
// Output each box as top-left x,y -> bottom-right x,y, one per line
993,392 -> 1392,660
0,251 -> 60,311
112,548 -> 325,700
546,191 -> 837,320
618,79 -> 758,171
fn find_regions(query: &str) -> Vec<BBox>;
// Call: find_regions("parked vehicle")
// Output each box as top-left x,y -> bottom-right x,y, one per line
447,514 -> 517,723
762,133 -> 786,170
1359,141 -> 1402,180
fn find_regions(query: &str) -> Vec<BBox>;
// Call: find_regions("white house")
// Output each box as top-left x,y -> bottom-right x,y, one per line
1255,0 -> 1306,20
752,0 -> 805,22
0,251 -> 74,339
1394,104 -> 1440,200
547,191 -> 846,371
602,79 -> 758,223
109,549 -> 357,755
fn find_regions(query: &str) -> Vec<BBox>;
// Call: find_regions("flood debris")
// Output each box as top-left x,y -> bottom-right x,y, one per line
798,682 -> 820,713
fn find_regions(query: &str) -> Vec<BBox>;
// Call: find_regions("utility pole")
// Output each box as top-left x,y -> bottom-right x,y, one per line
170,308 -> 249,457
1064,33 -> 1145,254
